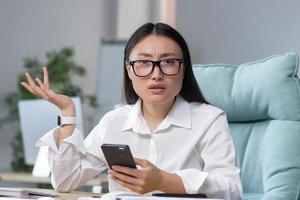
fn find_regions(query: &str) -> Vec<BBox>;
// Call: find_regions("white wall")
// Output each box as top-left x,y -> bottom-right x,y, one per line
116,0 -> 162,39
176,0 -> 300,64
0,0 -> 104,170
117,0 -> 151,39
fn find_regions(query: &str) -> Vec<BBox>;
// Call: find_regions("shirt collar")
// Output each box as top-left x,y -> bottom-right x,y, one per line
121,96 -> 192,134
164,96 -> 192,129
121,98 -> 144,133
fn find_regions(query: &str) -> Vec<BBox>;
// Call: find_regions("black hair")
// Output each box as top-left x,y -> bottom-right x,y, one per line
123,22 -> 208,104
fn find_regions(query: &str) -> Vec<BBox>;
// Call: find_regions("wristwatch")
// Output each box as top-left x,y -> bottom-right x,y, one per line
57,115 -> 76,126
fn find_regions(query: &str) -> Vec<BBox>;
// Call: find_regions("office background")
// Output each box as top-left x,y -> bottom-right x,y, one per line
0,0 -> 300,171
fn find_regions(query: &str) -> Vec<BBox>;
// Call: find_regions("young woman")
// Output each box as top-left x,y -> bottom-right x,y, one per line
21,23 -> 242,199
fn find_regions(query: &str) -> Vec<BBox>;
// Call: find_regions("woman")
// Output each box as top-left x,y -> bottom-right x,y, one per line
21,23 -> 242,199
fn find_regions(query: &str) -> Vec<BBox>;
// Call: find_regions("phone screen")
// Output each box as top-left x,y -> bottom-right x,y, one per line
101,143 -> 137,169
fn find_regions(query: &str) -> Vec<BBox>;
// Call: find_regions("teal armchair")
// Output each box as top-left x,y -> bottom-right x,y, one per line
193,52 -> 300,200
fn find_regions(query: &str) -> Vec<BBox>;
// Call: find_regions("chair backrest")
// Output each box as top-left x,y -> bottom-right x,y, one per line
193,52 -> 300,200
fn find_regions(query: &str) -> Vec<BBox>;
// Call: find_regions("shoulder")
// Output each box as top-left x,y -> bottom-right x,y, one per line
189,102 -> 230,138
187,102 -> 228,126
97,104 -> 134,123
190,102 -> 225,117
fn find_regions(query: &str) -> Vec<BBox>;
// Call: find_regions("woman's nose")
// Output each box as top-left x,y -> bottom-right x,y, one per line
151,65 -> 163,79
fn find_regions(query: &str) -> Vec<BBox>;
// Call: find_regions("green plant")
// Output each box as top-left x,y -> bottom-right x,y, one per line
1,47 -> 97,172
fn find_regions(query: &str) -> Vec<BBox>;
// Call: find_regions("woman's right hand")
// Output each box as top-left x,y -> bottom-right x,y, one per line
20,67 -> 76,116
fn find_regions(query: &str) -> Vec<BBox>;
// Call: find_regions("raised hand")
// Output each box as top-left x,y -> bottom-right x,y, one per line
20,67 -> 75,116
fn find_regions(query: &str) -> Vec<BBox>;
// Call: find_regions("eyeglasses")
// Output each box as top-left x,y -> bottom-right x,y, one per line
126,58 -> 183,77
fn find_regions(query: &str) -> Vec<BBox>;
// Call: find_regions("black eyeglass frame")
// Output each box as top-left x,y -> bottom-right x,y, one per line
126,58 -> 183,77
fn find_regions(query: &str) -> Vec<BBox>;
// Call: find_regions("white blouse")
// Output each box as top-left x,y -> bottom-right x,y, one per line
37,96 -> 242,200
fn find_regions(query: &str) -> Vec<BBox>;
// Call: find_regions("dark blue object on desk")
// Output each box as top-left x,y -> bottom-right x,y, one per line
152,193 -> 206,198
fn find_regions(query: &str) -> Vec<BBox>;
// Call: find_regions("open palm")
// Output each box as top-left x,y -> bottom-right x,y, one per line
20,67 -> 75,115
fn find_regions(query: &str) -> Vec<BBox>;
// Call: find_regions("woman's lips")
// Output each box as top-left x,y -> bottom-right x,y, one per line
148,84 -> 166,93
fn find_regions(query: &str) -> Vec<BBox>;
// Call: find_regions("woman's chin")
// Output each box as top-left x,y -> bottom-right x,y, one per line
143,94 -> 175,106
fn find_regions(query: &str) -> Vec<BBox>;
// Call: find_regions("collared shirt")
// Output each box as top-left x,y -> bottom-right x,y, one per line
37,96 -> 242,200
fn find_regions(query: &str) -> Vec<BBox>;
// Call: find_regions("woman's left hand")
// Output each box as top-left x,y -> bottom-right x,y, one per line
108,158 -> 163,194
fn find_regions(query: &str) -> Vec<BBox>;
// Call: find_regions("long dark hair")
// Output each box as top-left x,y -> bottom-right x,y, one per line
123,22 -> 207,104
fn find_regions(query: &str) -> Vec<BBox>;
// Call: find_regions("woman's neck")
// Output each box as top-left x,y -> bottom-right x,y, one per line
141,98 -> 176,132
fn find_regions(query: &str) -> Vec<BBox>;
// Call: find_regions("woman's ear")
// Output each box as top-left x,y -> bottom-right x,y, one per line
126,65 -> 133,80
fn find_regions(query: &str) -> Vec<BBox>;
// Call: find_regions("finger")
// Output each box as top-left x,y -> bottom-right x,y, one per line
29,79 -> 50,99
43,67 -> 49,89
112,166 -> 141,178
35,77 -> 47,90
109,170 -> 141,185
35,78 -> 52,100
111,176 -> 142,193
25,72 -> 35,85
20,82 -> 37,95
25,72 -> 38,87
33,86 -> 49,99
21,81 -> 48,99
24,73 -> 45,96
36,78 -> 55,100
23,72 -> 50,100
134,158 -> 149,167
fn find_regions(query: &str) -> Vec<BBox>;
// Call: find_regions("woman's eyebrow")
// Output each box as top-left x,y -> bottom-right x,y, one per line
160,52 -> 179,58
136,52 -> 179,58
136,53 -> 152,57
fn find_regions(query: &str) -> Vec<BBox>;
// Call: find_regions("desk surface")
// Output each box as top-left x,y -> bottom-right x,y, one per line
0,187 -> 102,200
0,172 -> 107,186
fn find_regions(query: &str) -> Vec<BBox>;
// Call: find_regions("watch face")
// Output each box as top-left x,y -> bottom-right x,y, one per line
57,116 -> 61,126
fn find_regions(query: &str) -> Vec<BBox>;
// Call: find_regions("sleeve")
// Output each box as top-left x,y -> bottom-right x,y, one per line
35,114 -> 110,192
175,113 -> 242,200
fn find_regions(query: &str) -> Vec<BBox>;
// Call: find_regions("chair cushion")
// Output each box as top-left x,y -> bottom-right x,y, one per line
229,120 -> 300,199
193,52 -> 300,122
243,193 -> 264,200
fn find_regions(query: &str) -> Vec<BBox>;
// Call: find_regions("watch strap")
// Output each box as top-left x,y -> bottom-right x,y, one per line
57,115 -> 76,126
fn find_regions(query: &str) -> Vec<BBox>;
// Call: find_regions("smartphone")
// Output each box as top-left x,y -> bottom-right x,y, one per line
101,143 -> 137,169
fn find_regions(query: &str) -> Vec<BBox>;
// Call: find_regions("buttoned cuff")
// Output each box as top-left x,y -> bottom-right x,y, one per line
61,128 -> 86,155
175,168 -> 208,194
36,127 -> 86,155
36,126 -> 60,153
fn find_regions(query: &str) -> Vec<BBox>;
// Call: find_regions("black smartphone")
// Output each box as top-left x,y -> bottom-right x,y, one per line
101,143 -> 137,169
